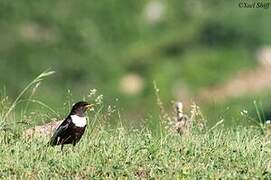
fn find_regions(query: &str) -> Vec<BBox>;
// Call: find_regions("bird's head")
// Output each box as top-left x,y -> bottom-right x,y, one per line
70,101 -> 94,116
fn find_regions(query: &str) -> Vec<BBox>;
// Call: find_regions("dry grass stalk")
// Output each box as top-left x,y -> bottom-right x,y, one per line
190,102 -> 206,130
153,81 -> 172,131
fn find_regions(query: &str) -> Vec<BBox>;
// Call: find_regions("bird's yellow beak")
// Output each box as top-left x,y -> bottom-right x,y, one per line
85,104 -> 95,109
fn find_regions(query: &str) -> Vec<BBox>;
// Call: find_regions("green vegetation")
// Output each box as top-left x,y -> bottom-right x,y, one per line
0,71 -> 270,178
1,0 -> 271,178
1,1 -> 271,125
1,122 -> 271,178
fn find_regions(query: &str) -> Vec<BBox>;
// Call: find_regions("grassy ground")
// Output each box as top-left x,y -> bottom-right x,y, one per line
1,71 -> 271,179
0,124 -> 271,179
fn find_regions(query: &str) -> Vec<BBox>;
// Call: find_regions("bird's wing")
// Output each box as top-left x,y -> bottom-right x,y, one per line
49,118 -> 71,146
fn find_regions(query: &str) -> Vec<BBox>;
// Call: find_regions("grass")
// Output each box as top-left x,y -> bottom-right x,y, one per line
0,125 -> 271,178
1,71 -> 271,178
0,109 -> 270,178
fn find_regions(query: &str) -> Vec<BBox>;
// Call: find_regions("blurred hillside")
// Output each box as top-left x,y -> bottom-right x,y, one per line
1,0 -> 271,125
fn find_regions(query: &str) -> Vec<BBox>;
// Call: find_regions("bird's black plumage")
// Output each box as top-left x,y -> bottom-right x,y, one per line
50,101 -> 94,150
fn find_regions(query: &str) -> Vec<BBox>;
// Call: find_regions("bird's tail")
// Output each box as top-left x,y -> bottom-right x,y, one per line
48,128 -> 61,146
49,134 -> 58,146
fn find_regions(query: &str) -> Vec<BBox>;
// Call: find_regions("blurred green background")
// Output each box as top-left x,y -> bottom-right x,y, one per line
1,0 -> 271,126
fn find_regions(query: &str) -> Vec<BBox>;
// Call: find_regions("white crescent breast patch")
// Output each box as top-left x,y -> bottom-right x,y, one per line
71,115 -> 87,127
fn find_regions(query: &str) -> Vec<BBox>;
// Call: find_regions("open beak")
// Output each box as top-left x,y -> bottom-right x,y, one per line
85,104 -> 95,109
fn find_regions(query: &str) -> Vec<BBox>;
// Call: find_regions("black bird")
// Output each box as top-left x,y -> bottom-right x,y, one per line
50,101 -> 94,150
